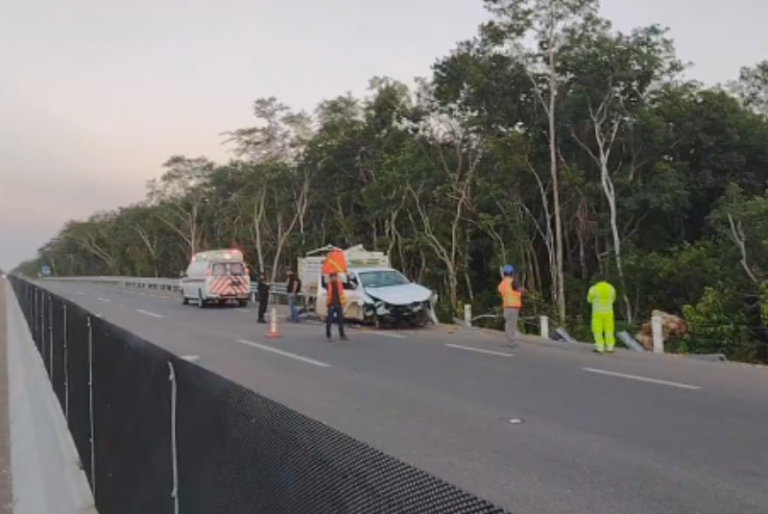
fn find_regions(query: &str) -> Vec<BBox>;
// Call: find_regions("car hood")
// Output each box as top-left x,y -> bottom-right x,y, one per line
363,283 -> 432,305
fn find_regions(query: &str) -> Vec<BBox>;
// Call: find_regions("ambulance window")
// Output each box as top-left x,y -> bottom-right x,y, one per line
211,263 -> 227,276
229,263 -> 245,276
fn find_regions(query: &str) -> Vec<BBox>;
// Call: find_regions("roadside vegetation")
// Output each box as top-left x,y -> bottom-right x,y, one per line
16,0 -> 768,362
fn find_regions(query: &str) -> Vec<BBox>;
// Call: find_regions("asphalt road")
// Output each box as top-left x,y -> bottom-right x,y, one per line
35,280 -> 768,514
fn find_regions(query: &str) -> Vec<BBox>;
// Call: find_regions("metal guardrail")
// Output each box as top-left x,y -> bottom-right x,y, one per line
617,331 -> 645,352
38,277 -> 722,361
3,277 -> 97,513
39,276 -> 289,297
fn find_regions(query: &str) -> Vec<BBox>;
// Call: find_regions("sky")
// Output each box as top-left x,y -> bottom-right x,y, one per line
1,0 -> 766,271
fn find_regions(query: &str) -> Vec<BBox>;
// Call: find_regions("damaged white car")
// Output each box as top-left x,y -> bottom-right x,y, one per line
316,267 -> 438,327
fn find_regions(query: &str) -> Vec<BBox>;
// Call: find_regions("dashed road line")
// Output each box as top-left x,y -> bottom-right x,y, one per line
369,332 -> 407,339
236,339 -> 330,367
235,308 -> 250,313
136,309 -> 163,318
582,367 -> 702,390
445,344 -> 513,357
97,297 -> 110,303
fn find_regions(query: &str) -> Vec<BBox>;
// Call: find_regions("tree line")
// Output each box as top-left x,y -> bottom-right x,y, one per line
16,0 -> 768,363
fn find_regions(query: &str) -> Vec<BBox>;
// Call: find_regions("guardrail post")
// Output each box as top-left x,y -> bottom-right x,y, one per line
168,362 -> 179,514
34,288 -> 40,345
63,303 -> 69,419
48,293 -> 53,377
539,315 -> 549,339
463,304 -> 472,327
87,315 -> 96,494
651,315 -> 664,353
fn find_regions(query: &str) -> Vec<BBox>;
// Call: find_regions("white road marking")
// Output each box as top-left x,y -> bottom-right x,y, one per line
582,367 -> 702,390
236,339 -> 330,367
445,344 -> 513,357
181,355 -> 200,362
97,297 -> 111,303
235,308 -> 250,313
76,291 -> 84,296
136,309 -> 163,318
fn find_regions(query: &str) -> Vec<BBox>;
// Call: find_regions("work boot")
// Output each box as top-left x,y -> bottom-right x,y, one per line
340,335 -> 349,341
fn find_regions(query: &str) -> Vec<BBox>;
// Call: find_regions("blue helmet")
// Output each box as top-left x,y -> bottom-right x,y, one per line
502,264 -> 514,275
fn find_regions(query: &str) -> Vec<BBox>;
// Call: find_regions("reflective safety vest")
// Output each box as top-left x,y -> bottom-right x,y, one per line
498,277 -> 522,309
326,280 -> 347,308
322,249 -> 348,275
587,281 -> 616,314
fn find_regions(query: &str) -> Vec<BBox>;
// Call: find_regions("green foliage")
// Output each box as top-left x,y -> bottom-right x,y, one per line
680,288 -> 758,362
13,2 -> 768,363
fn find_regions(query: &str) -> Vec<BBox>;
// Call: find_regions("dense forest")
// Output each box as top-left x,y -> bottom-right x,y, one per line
15,0 -> 768,362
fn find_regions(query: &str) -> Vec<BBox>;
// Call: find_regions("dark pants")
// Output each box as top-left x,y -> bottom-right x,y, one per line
326,305 -> 346,338
257,296 -> 269,322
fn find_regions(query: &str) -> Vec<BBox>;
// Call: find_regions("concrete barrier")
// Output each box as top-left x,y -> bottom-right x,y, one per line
5,278 -> 97,513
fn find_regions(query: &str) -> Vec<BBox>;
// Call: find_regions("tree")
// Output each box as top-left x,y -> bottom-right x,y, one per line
147,155 -> 215,256
14,1 -> 768,363
729,60 -> 768,117
566,24 -> 684,323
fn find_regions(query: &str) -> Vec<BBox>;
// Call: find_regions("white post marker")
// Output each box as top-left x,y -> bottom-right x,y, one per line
463,304 -> 472,328
651,315 -> 664,353
540,315 -> 549,339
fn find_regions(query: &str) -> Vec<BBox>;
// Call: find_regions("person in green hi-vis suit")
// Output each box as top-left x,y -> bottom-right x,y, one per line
587,275 -> 616,353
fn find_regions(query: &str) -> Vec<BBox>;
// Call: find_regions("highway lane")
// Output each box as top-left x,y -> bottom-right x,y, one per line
36,280 -> 768,514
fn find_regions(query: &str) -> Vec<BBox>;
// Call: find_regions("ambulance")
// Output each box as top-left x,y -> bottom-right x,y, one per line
180,249 -> 251,307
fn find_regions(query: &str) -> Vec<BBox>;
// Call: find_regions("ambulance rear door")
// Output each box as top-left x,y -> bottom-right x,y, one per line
204,261 -> 250,300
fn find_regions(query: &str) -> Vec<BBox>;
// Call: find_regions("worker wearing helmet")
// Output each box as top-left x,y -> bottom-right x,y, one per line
587,273 -> 616,353
497,264 -> 523,347
326,272 -> 348,341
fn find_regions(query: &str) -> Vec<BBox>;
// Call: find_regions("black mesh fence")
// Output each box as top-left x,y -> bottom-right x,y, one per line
8,276 -> 512,514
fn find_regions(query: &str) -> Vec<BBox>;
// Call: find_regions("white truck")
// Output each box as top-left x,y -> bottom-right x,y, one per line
297,244 -> 438,327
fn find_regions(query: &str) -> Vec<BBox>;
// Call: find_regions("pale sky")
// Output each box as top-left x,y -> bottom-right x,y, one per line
1,0 -> 766,271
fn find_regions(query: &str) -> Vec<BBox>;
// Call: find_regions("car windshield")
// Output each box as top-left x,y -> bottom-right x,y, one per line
358,270 -> 410,288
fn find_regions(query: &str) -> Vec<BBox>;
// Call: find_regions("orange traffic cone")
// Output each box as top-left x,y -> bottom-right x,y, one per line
266,307 -> 282,339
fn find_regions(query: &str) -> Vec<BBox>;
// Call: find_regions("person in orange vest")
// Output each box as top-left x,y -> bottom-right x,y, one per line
326,272 -> 348,341
322,246 -> 348,276
497,264 -> 523,347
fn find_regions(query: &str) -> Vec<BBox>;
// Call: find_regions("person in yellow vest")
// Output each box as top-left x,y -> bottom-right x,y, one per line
497,264 -> 523,347
326,272 -> 348,342
587,274 -> 616,353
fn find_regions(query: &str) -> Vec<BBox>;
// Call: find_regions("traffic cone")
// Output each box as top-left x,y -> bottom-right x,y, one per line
266,307 -> 282,339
